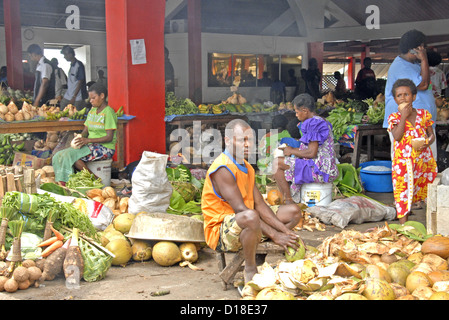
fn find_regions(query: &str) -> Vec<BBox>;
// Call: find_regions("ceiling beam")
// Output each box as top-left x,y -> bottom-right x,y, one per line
261,9 -> 295,36
325,0 -> 361,28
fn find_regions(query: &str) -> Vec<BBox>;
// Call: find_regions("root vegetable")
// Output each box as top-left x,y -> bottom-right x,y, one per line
27,266 -> 42,282
18,279 -> 31,290
22,260 -> 36,268
38,242 -> 68,284
0,276 -> 8,291
12,266 -> 29,283
38,236 -> 58,247
63,228 -> 84,285
35,259 -> 46,271
4,278 -> 19,293
41,240 -> 63,257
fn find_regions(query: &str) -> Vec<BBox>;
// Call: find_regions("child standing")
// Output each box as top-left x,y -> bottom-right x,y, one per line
388,78 -> 438,224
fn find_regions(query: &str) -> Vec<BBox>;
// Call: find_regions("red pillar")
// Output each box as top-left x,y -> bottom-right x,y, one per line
3,0 -> 24,90
105,0 -> 166,165
347,57 -> 355,90
188,0 -> 202,104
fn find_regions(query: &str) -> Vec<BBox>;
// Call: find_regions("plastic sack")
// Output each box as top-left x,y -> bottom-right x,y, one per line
305,196 -> 396,229
442,168 -> 449,186
128,151 -> 172,214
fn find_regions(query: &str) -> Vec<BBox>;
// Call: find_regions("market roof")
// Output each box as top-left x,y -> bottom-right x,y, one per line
1,0 -> 449,62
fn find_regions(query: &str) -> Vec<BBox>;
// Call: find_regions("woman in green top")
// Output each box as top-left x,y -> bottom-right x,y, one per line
52,83 -> 117,184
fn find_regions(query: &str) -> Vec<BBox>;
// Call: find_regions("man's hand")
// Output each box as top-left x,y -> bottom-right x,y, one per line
271,230 -> 299,251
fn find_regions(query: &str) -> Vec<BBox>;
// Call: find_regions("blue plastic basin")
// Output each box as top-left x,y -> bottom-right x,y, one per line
359,160 -> 393,193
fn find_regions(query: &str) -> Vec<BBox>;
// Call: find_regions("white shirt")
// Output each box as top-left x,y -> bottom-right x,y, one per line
36,56 -> 53,81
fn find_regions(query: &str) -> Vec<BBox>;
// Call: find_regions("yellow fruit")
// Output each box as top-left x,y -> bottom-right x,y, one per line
406,271 -> 432,293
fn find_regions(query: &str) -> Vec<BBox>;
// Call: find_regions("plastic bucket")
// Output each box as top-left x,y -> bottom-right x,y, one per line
300,182 -> 333,207
86,159 -> 112,187
359,160 -> 393,193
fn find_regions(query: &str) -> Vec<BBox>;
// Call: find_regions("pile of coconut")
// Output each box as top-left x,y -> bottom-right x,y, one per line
241,223 -> 449,300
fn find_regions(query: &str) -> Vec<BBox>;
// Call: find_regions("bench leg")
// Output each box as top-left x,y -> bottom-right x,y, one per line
218,251 -> 245,291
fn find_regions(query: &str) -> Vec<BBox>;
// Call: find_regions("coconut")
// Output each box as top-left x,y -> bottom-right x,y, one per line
389,283 -> 409,299
412,286 -> 434,300
256,287 -> 296,300
4,278 -> 19,293
152,241 -> 182,267
428,270 -> 449,285
0,276 -> 8,291
86,188 -> 103,199
381,253 -> 398,264
101,229 -> 127,246
430,291 -> 449,300
432,280 -> 449,292
179,242 -> 199,263
365,264 -> 392,283
422,253 -> 449,271
407,252 -> 423,264
396,294 -> 418,300
285,241 -> 306,262
362,278 -> 396,300
102,186 -> 117,199
18,279 -> 31,290
103,198 -> 116,211
27,266 -> 42,282
387,261 -> 411,286
406,271 -> 432,293
105,239 -> 133,266
22,259 -> 36,268
411,262 -> 434,274
335,293 -> 368,300
421,235 -> 449,259
131,240 -> 152,262
13,266 -> 29,283
113,213 -> 135,234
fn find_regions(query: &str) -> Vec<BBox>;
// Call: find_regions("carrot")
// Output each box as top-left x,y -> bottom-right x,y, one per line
37,236 -> 58,247
41,240 -> 63,258
50,225 -> 64,241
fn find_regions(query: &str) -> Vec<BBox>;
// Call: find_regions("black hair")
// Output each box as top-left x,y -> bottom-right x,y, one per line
292,93 -> 316,112
27,44 -> 43,56
427,50 -> 442,67
88,82 -> 108,98
392,78 -> 418,96
61,45 -> 75,55
286,118 -> 301,139
398,29 -> 426,54
272,114 -> 288,130
334,71 -> 341,79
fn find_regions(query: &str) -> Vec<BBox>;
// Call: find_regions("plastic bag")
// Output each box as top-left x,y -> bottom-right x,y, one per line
128,151 -> 172,214
305,196 -> 396,229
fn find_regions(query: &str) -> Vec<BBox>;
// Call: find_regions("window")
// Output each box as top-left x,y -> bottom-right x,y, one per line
208,53 -> 302,88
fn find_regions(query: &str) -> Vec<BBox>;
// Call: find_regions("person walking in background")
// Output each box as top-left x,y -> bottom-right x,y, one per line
165,47 -> 175,93
334,71 -> 346,98
305,58 -> 321,100
296,68 -> 307,95
50,58 -> 68,102
27,44 -> 55,107
427,50 -> 447,97
383,29 -> 437,160
60,45 -> 88,111
355,57 -> 377,100
96,69 -> 108,89
388,79 -> 437,224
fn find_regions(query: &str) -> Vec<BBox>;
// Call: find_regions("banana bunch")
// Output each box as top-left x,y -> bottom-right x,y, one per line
198,104 -> 210,114
212,104 -> 224,114
116,106 -> 124,117
0,134 -> 24,165
69,107 -> 87,120
45,109 -> 69,121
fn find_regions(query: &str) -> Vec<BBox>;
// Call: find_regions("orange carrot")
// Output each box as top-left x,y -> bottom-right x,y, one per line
41,240 -> 63,257
50,225 -> 64,241
37,236 -> 58,247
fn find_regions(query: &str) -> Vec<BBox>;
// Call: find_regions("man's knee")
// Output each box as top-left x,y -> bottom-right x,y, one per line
236,209 -> 260,229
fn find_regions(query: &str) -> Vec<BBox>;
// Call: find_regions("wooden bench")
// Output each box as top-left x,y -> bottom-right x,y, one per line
216,241 -> 284,290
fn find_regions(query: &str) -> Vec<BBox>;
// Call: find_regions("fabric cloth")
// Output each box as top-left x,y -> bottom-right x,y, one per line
383,56 -> 437,129
215,214 -> 243,253
202,150 -> 255,251
84,106 -> 117,150
80,143 -> 115,162
387,109 -> 438,219
63,59 -> 88,102
52,146 -> 91,183
284,116 -> 339,200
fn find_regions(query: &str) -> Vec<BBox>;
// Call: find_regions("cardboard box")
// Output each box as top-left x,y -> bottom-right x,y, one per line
13,152 -> 51,169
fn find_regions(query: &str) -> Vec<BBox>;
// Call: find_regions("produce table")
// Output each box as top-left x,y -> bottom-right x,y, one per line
0,119 -> 131,169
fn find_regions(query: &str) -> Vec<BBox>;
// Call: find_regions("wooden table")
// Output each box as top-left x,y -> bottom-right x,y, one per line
0,119 -> 130,169
351,124 -> 389,168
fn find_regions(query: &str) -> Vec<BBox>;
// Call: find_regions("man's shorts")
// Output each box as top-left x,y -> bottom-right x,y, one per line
215,214 -> 242,253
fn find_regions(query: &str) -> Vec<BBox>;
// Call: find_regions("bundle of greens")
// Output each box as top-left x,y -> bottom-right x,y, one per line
165,92 -> 199,116
166,165 -> 203,215
2,192 -> 97,239
66,169 -> 104,190
326,107 -> 364,142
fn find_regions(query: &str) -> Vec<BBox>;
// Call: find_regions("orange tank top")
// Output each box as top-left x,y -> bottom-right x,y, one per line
201,151 -> 255,250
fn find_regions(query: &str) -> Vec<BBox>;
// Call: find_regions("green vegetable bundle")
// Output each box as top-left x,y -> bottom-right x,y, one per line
365,100 -> 385,124
67,169 -> 104,190
166,165 -> 203,215
165,92 -> 199,116
2,191 -> 97,239
326,107 -> 364,142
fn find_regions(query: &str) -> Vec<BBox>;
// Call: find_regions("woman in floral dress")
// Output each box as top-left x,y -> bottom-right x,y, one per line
274,93 -> 339,204
388,79 -> 437,224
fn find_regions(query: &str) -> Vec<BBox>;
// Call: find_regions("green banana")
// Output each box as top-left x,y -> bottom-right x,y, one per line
116,106 -> 124,117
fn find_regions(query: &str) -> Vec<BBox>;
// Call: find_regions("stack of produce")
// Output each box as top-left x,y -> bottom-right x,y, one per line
363,93 -> 386,124
166,165 -> 203,215
0,134 -> 25,165
85,186 -> 129,217
0,88 -> 33,107
165,92 -> 199,116
241,221 -> 449,300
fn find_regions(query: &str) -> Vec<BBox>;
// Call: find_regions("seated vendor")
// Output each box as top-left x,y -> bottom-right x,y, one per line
273,93 -> 339,204
53,83 -> 117,185
201,119 -> 302,284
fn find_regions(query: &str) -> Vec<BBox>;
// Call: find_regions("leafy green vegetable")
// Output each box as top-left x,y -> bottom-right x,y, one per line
165,92 -> 199,116
167,190 -> 202,215
388,221 -> 432,241
366,102 -> 385,124
327,107 -> 364,142
67,169 -> 104,190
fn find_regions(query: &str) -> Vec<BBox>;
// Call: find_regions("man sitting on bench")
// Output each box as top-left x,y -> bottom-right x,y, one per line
201,119 -> 302,284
